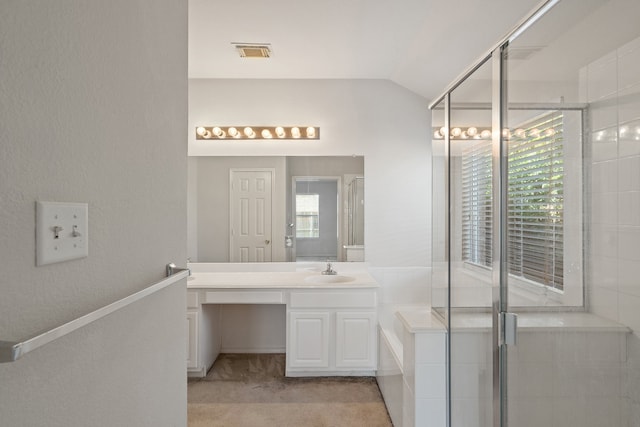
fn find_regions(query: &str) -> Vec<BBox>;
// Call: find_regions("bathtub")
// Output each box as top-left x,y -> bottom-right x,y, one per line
377,304 -> 430,427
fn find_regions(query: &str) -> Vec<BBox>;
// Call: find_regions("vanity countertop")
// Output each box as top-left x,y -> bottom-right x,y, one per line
187,270 -> 379,289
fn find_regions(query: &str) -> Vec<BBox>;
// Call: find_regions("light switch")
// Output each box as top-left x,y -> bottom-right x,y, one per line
36,201 -> 88,266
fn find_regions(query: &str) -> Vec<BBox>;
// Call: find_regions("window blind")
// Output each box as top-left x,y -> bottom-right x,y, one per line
461,112 -> 564,290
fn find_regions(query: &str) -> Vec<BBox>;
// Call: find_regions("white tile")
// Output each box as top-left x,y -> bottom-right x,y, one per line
415,398 -> 446,427
553,363 -> 622,398
553,332 -> 587,363
552,398 -> 587,427
508,397 -> 554,427
618,92 -> 640,132
583,397 -> 623,427
402,382 -> 414,427
591,160 -> 618,194
589,285 -> 619,321
589,224 -> 618,258
591,191 -> 618,224
450,363 -> 492,399
619,191 -> 640,226
618,156 -> 640,192
415,364 -> 446,399
591,104 -> 618,132
451,398 -> 491,427
592,138 -> 619,162
629,401 -> 640,427
415,332 -> 446,364
584,331 -> 626,363
618,35 -> 640,58
508,332 -> 554,363
450,332 -> 490,364
619,226 -> 640,261
403,329 -> 415,392
619,292 -> 640,333
619,43 -> 640,90
507,362 -> 553,398
579,66 -> 588,102
589,254 -> 619,290
587,51 -> 618,102
619,128 -> 640,157
619,258 -> 640,297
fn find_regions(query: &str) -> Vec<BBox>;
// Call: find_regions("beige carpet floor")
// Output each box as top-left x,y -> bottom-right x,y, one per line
188,353 -> 393,427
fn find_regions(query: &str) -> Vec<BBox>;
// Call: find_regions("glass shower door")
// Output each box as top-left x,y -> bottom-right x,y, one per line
447,57 -> 496,427
502,1 -> 640,426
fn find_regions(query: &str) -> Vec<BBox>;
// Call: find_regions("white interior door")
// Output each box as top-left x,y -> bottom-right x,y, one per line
230,169 -> 273,262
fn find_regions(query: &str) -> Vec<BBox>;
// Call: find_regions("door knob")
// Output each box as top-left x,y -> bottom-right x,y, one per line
265,240 -> 270,244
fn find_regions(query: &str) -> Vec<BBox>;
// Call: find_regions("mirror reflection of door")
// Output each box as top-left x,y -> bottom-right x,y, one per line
229,169 -> 273,262
293,177 -> 340,262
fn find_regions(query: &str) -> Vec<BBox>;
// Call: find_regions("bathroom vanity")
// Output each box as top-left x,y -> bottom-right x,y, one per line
186,264 -> 379,377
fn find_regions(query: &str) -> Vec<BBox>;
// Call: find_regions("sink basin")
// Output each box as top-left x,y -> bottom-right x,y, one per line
305,275 -> 356,284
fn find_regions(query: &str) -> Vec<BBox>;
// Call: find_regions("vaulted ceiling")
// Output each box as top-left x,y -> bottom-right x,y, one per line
188,0 -> 541,102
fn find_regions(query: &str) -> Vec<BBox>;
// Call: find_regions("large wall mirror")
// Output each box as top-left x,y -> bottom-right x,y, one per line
188,156 -> 364,262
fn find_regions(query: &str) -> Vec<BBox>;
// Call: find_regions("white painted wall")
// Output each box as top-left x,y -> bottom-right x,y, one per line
189,79 -> 432,268
0,2 -> 187,426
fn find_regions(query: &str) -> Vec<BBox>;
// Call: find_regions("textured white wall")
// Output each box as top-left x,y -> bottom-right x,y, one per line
189,79 -> 432,268
0,2 -> 187,426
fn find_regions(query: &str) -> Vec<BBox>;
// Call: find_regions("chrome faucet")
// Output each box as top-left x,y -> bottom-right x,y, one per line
322,261 -> 337,275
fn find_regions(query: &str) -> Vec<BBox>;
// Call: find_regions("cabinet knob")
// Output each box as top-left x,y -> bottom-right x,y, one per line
265,240 -> 270,245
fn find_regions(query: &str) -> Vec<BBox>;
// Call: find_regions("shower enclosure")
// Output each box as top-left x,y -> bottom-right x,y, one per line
431,0 -> 640,426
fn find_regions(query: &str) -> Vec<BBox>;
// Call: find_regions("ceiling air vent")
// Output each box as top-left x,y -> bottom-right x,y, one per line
232,43 -> 272,58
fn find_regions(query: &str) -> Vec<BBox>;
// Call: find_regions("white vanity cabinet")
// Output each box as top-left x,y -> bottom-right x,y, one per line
186,310 -> 198,369
286,289 -> 377,376
186,290 -> 221,377
186,268 -> 379,378
186,291 -> 200,370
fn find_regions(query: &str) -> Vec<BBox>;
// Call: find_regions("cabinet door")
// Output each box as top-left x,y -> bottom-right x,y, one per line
288,311 -> 330,368
335,312 -> 376,368
186,310 -> 198,369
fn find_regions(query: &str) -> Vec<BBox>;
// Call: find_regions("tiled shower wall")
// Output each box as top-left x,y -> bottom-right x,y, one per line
584,34 -> 640,422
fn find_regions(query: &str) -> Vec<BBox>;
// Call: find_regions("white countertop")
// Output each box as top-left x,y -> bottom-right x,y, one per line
396,310 -> 630,333
187,270 -> 379,289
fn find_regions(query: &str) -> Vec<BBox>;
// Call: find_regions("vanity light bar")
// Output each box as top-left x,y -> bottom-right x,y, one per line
434,125 -> 559,140
196,126 -> 320,140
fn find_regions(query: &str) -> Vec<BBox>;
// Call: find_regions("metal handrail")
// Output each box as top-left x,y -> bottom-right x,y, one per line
0,264 -> 189,363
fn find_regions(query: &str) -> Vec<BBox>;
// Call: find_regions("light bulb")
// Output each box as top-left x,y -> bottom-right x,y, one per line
544,128 -> 556,137
502,128 -> 510,138
212,127 -> 223,137
434,130 -> 442,139
261,129 -> 272,139
306,127 -> 316,138
440,126 -> 447,136
291,127 -> 301,138
461,131 -> 468,139
467,127 -> 478,136
203,130 -> 212,139
451,127 -> 462,137
514,128 -> 525,138
228,127 -> 239,137
529,128 -> 540,137
196,127 -> 206,136
480,129 -> 492,139
275,127 -> 286,138
244,127 -> 255,138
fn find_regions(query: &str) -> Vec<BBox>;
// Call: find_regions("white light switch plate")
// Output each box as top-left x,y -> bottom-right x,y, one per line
36,201 -> 88,266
